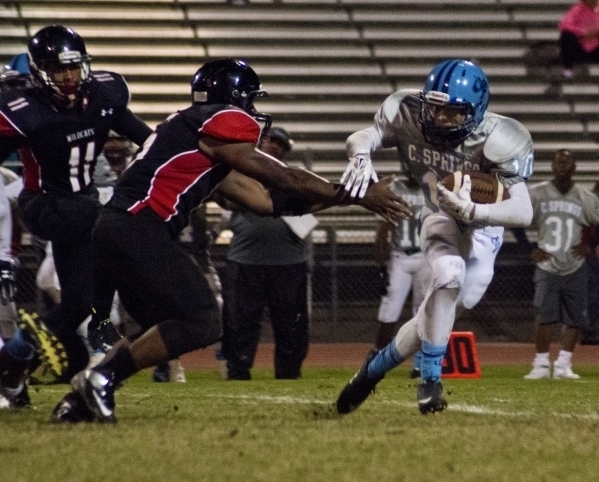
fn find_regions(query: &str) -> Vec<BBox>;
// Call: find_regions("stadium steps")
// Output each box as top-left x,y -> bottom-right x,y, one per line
3,0 -> 599,230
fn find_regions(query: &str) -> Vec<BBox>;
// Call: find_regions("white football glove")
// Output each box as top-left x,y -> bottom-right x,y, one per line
436,174 -> 476,223
340,153 -> 379,199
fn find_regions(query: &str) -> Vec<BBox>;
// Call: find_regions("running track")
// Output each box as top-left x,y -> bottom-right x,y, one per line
182,342 -> 599,369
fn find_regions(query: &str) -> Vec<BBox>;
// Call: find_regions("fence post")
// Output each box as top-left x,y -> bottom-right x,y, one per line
326,225 -> 338,325
306,231 -> 314,320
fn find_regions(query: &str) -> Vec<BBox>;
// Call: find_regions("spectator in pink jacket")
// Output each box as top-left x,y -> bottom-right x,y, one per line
559,0 -> 599,77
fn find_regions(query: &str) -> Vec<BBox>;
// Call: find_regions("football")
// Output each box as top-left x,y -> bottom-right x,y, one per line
440,170 -> 509,204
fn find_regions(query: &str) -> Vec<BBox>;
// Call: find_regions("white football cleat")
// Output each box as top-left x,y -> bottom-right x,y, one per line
169,359 -> 186,383
524,364 -> 550,380
552,363 -> 580,380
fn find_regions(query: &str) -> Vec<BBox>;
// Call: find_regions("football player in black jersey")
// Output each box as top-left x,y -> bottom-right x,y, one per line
0,25 -> 151,404
50,58 -> 411,423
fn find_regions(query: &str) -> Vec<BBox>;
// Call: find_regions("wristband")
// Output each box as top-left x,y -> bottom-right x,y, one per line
270,189 -> 308,218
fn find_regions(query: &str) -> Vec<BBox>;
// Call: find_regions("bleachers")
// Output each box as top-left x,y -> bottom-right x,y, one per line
3,0 -> 599,221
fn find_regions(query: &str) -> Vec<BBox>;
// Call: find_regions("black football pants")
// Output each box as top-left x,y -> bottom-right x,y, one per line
222,260 -> 310,379
19,190 -> 102,378
92,207 -> 221,359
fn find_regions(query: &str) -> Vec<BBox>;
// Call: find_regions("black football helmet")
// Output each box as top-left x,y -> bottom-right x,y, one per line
191,58 -> 272,133
27,25 -> 91,107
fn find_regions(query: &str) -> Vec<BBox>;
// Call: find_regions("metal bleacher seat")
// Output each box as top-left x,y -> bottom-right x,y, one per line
3,0 -> 599,232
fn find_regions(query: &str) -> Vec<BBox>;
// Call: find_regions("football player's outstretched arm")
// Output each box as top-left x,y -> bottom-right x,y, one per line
215,170 -> 412,223
341,127 -> 384,199
200,136 -> 412,223
213,171 -> 273,216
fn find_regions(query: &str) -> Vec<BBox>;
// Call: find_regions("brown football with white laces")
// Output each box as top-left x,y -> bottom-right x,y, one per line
440,170 -> 509,204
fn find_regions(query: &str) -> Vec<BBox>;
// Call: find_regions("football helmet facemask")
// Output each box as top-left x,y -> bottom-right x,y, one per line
191,58 -> 272,133
27,25 -> 91,107
419,59 -> 489,147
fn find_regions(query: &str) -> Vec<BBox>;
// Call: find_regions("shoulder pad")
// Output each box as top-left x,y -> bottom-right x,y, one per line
483,114 -> 534,185
90,70 -> 130,106
378,89 -> 419,121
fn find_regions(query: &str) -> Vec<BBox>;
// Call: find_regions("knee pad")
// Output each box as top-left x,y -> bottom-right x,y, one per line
431,255 -> 465,290
460,271 -> 493,309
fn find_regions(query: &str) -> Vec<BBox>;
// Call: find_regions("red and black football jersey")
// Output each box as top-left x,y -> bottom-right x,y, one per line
109,104 -> 262,237
0,71 -> 133,193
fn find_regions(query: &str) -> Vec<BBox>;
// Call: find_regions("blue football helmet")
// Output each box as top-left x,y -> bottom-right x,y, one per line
0,53 -> 32,92
419,59 -> 489,147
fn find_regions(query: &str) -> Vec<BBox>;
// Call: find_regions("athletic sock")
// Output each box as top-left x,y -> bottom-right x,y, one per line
96,346 -> 137,383
367,342 -> 403,378
412,350 -> 422,372
533,352 -> 550,366
555,350 -> 572,366
420,341 -> 447,382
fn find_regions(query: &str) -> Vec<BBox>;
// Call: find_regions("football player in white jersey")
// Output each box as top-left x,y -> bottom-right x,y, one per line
336,59 -> 535,414
523,149 -> 599,380
374,173 -> 430,378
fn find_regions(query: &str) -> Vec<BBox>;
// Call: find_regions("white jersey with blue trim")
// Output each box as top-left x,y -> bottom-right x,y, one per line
347,89 -> 534,221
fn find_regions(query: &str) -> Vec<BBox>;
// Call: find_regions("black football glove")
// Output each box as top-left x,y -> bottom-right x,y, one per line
88,316 -> 122,353
0,257 -> 17,305
377,266 -> 389,297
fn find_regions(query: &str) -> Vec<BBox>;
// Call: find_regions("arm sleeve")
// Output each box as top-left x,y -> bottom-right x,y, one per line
346,126 -> 383,158
201,109 -> 262,144
472,181 -> 533,228
111,108 -> 153,147
345,90 -> 412,158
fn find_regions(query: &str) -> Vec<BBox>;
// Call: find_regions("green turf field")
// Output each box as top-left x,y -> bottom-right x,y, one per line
2,365 -> 599,482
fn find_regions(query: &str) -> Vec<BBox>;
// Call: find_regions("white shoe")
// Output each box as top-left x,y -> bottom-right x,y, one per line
0,394 -> 9,409
217,359 -> 228,381
168,359 -> 186,383
553,363 -> 580,380
214,343 -> 228,380
524,365 -> 550,379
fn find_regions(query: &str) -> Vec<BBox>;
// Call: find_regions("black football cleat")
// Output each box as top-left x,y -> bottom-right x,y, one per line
71,369 -> 117,423
336,349 -> 384,414
0,382 -> 31,409
152,362 -> 170,382
50,391 -> 96,423
11,384 -> 31,408
88,318 -> 122,354
417,379 -> 447,414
